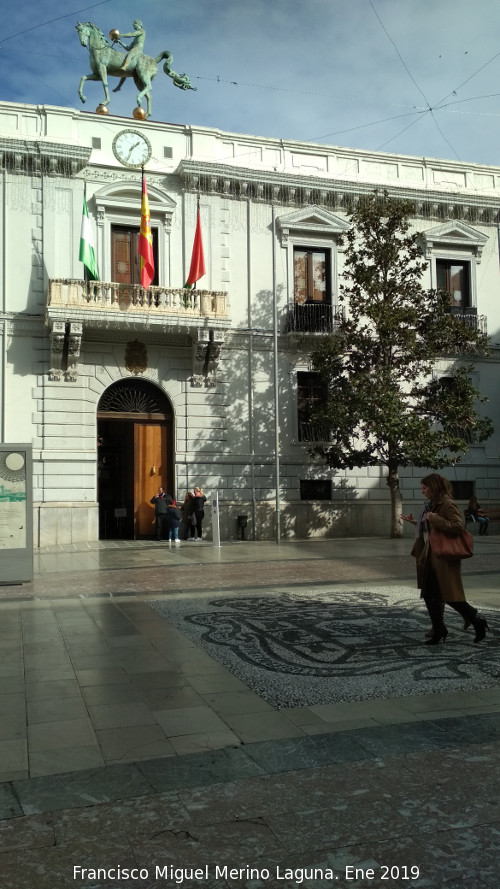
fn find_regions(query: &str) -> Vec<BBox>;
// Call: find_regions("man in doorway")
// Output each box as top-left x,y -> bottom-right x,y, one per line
150,485 -> 168,541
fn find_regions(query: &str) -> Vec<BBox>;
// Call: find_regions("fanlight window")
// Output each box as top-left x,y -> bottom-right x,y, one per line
98,380 -> 171,415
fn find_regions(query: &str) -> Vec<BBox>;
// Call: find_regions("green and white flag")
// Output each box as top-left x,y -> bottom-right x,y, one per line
79,195 -> 99,281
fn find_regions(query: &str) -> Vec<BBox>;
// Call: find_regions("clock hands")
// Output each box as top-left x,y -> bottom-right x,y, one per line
126,141 -> 141,160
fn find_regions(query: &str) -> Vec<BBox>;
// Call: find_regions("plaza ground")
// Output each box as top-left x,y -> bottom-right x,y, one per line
0,536 -> 499,888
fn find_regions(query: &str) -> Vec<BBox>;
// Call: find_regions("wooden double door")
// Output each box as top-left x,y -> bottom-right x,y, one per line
97,417 -> 173,540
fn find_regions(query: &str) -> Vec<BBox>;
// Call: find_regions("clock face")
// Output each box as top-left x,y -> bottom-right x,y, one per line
112,130 -> 152,168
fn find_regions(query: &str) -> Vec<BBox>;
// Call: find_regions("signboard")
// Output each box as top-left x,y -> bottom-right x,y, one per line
0,444 -> 33,583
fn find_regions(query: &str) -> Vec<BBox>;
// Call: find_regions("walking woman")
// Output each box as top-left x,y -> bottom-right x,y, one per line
402,473 -> 488,645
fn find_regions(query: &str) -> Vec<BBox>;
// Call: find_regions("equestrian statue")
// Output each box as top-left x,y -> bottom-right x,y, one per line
76,20 -> 196,119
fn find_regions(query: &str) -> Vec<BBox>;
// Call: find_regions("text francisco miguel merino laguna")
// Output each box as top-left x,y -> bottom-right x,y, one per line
74,863 -> 407,883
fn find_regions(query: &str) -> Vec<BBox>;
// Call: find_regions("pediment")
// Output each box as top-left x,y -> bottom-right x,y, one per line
277,205 -> 350,242
423,220 -> 488,249
92,181 -> 177,216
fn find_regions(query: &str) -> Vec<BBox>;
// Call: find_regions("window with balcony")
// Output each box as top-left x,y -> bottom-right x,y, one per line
424,221 -> 488,328
276,206 -> 349,335
111,225 -> 159,286
436,259 -> 473,314
297,371 -> 329,442
293,247 -> 332,332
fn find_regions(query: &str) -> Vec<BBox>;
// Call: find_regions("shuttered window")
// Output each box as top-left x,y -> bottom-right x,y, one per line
111,226 -> 158,286
293,248 -> 330,304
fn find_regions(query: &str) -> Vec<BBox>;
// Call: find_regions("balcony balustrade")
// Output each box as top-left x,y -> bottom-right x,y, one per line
298,422 -> 332,443
285,302 -> 344,335
447,309 -> 487,336
46,279 -> 229,332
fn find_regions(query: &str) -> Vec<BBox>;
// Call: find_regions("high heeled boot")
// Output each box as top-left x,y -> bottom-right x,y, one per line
472,616 -> 489,643
449,602 -> 489,643
425,626 -> 448,645
423,596 -> 447,645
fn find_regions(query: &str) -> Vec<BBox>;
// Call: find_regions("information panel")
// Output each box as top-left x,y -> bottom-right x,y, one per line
211,491 -> 221,548
0,444 -> 33,583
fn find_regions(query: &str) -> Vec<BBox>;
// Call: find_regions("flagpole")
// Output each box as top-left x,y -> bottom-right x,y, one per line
83,178 -> 87,285
194,191 -> 200,291
271,204 -> 281,544
139,168 -> 155,290
79,178 -> 99,283
184,192 -> 206,291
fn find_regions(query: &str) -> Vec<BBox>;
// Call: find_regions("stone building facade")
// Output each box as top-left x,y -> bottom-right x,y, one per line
0,100 -> 499,545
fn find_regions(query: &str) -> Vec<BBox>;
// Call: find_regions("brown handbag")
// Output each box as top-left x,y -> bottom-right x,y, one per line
429,527 -> 473,560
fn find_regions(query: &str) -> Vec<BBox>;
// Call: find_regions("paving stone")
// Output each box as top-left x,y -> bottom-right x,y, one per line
137,747 -> 264,792
0,783 -> 22,820
12,764 -> 155,815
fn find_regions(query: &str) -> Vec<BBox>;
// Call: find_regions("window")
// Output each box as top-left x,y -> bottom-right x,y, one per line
111,225 -> 159,286
293,248 -> 333,332
95,182 -> 176,285
297,371 -> 329,442
300,479 -> 332,500
451,480 -> 474,500
294,248 -> 330,304
436,259 -> 472,312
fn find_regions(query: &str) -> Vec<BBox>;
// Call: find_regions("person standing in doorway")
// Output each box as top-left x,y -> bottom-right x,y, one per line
150,486 -> 168,541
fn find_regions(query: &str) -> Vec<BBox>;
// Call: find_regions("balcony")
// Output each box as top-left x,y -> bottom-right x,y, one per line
46,279 -> 229,332
447,307 -> 487,336
45,279 -> 229,385
284,302 -> 344,336
298,422 -> 332,443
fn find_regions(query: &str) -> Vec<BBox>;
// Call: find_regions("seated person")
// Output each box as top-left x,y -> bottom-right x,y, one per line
465,496 -> 489,536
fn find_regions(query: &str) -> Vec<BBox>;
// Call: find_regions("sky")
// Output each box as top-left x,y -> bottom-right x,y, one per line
2,0 -> 500,166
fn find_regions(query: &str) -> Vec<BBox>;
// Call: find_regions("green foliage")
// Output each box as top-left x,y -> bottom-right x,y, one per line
309,192 -> 493,533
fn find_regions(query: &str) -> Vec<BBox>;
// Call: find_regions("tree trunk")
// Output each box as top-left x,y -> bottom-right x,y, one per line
387,462 -> 403,538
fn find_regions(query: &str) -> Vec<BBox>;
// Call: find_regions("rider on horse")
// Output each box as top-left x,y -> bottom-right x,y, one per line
114,20 -> 146,72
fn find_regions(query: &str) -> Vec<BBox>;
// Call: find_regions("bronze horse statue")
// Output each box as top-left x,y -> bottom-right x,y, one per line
76,22 -> 196,119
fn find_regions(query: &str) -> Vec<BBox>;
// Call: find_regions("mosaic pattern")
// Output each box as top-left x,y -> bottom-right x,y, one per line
149,587 -> 500,707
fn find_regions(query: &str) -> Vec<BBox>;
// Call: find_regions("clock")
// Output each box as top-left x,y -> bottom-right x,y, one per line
112,129 -> 152,168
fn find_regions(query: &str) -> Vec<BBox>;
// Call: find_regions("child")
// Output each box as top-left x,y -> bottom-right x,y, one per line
165,497 -> 182,543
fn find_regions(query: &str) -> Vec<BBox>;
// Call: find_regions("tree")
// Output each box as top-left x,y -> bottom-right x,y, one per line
309,191 -> 494,537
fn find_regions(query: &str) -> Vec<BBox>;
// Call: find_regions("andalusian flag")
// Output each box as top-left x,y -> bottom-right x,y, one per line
79,194 -> 99,281
184,203 -> 206,288
139,174 -> 154,289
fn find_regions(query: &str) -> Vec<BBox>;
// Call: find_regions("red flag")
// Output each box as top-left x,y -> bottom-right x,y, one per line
185,205 -> 206,287
139,175 -> 154,289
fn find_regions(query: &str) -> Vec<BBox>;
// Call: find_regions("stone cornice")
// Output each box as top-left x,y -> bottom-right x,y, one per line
0,139 -> 91,177
178,160 -> 500,223
3,314 -> 45,336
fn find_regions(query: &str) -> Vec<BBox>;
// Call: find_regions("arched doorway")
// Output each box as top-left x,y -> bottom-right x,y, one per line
97,379 -> 174,540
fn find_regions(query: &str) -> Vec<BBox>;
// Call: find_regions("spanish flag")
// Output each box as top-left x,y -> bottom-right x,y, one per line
139,174 -> 154,289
